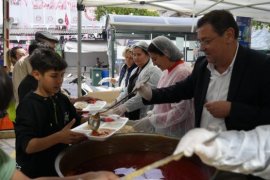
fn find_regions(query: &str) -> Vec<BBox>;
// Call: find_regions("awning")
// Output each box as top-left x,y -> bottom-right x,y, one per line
80,0 -> 270,23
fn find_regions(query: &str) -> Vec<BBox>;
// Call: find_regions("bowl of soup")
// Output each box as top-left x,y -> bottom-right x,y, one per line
55,133 -> 216,179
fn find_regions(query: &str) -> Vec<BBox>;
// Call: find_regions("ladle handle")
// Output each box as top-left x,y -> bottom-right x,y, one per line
100,76 -> 150,114
122,152 -> 184,180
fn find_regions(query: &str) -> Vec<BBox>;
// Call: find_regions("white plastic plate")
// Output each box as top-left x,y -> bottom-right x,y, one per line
82,100 -> 107,113
72,115 -> 128,141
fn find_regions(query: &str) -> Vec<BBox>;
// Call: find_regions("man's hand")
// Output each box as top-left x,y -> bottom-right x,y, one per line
204,101 -> 231,118
79,171 -> 119,180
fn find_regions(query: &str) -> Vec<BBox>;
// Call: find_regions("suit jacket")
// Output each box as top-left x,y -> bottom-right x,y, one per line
144,45 -> 270,131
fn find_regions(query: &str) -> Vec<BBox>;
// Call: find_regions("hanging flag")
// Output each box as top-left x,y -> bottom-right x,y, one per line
65,13 -> 69,30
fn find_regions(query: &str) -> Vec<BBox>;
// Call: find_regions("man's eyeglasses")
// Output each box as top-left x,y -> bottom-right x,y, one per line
196,36 -> 218,48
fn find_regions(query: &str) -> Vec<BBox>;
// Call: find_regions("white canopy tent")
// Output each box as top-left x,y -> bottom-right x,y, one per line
79,0 -> 270,23
64,41 -> 108,67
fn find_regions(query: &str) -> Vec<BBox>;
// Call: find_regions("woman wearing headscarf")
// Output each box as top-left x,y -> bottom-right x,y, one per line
111,41 -> 162,120
133,36 -> 195,138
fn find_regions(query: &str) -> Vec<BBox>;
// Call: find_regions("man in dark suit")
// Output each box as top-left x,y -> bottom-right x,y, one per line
138,10 -> 270,180
138,9 -> 270,132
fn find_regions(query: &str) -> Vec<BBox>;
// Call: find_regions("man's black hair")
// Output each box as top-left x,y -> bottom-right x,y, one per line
197,10 -> 239,39
29,48 -> 67,74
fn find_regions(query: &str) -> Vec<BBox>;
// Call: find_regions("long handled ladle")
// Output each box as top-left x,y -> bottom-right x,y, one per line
88,76 -> 150,131
122,152 -> 184,180
122,132 -> 220,180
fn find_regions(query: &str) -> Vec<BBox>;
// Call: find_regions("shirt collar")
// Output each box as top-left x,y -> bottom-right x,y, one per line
207,43 -> 239,75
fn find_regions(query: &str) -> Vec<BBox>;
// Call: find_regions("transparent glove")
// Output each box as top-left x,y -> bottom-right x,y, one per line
173,128 -> 217,157
132,116 -> 155,133
135,82 -> 152,101
112,104 -> 127,116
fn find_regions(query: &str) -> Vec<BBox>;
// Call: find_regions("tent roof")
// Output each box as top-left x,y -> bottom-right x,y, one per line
105,14 -> 198,32
79,0 -> 270,23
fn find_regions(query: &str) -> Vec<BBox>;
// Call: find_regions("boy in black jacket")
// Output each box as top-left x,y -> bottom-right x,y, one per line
15,48 -> 86,178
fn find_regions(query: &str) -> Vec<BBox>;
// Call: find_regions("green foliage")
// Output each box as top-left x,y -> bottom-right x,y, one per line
252,21 -> 270,30
95,6 -> 159,21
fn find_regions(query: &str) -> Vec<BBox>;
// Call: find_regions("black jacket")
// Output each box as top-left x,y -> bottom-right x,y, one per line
15,92 -> 80,178
144,45 -> 270,131
18,74 -> 37,102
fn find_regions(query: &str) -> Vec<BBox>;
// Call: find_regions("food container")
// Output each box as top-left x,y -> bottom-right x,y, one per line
55,133 -> 217,179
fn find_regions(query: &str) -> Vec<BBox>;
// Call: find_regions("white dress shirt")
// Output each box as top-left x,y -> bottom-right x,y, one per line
201,44 -> 239,131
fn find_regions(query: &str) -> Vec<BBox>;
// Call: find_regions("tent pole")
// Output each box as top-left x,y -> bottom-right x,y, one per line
77,3 -> 85,97
3,0 -> 9,67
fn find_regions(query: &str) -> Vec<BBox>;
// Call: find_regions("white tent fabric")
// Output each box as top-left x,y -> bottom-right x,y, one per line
64,41 -> 108,67
64,41 -> 107,53
251,28 -> 270,50
80,0 -> 270,23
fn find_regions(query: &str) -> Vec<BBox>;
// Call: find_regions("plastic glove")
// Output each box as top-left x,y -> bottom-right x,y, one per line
192,126 -> 270,179
135,82 -> 152,101
132,116 -> 155,133
112,104 -> 127,116
173,128 -> 217,157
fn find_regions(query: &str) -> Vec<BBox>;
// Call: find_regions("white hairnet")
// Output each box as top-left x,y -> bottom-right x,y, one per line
151,36 -> 183,61
132,41 -> 149,52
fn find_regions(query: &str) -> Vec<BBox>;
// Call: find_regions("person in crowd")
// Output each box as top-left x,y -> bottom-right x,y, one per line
137,10 -> 270,132
18,42 -> 50,102
0,52 -> 4,68
6,47 -> 27,75
108,41 -> 162,120
133,36 -> 194,138
15,48 -> 87,178
116,46 -> 137,88
0,68 -> 119,180
15,32 -> 95,106
173,125 -> 270,179
13,31 -> 59,107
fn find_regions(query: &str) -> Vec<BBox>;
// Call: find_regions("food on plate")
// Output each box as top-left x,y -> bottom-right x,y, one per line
74,101 -> 88,110
91,128 -> 114,137
88,99 -> 97,104
101,117 -> 115,122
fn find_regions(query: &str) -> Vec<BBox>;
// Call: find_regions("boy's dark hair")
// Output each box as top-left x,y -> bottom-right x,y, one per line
197,10 -> 239,39
29,48 -> 67,74
10,46 -> 23,59
0,69 -> 13,111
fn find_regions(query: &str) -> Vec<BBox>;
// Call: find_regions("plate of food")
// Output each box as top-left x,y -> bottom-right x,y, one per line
72,115 -> 128,141
74,100 -> 107,113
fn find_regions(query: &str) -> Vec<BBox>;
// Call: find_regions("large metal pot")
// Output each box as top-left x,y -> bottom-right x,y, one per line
55,133 -> 216,179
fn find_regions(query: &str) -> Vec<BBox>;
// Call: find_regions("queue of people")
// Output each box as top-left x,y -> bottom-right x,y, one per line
1,8 -> 270,180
